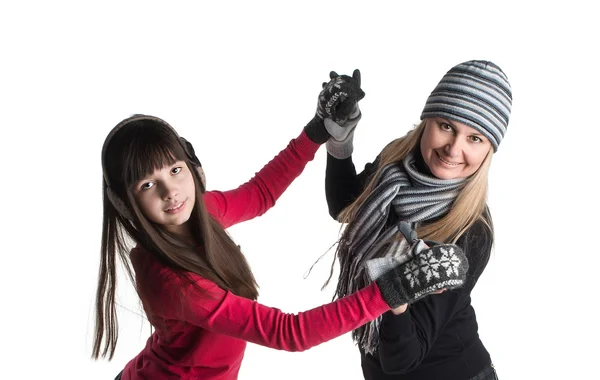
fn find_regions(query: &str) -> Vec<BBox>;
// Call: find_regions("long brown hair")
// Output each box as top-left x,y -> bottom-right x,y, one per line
92,119 -> 258,360
339,119 -> 494,244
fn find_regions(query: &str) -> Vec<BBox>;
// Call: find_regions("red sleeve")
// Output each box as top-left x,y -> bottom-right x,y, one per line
162,274 -> 390,352
203,130 -> 320,229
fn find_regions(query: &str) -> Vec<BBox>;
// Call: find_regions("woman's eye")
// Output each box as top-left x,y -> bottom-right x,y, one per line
172,167 -> 182,175
470,136 -> 482,143
440,123 -> 453,132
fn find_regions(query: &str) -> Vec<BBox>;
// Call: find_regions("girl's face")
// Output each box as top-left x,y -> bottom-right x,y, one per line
132,160 -> 196,236
420,118 -> 492,180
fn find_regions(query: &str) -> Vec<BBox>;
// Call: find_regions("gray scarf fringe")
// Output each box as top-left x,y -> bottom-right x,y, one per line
333,152 -> 465,354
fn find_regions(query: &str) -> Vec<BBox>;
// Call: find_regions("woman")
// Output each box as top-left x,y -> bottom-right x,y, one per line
324,60 -> 511,379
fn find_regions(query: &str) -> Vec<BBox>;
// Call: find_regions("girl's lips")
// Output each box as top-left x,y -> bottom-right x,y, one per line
165,200 -> 185,213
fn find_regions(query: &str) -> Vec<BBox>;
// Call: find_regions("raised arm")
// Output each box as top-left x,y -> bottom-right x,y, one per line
325,153 -> 379,219
203,130 -> 319,228
203,69 -> 366,229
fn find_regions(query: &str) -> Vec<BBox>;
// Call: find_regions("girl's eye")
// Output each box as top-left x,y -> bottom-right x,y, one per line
469,136 -> 482,143
172,167 -> 182,175
141,182 -> 154,190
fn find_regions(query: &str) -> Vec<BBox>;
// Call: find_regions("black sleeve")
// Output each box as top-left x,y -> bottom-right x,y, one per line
461,209 -> 494,290
377,218 -> 493,374
377,289 -> 470,374
325,153 -> 379,219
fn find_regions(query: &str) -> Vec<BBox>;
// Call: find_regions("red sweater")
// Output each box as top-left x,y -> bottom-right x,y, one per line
121,131 -> 391,379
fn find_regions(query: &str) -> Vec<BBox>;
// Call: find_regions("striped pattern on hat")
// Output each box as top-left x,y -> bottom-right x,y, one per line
420,60 -> 512,151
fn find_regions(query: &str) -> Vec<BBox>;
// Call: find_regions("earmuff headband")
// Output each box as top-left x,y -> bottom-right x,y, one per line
101,114 -> 202,219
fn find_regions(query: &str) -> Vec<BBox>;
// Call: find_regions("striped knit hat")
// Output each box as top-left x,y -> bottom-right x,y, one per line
420,60 -> 512,151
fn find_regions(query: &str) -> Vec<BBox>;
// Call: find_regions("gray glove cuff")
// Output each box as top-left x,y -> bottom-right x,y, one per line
324,105 -> 360,159
324,106 -> 361,140
326,129 -> 355,159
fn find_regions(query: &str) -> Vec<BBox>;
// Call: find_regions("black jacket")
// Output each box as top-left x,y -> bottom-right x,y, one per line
326,153 -> 493,380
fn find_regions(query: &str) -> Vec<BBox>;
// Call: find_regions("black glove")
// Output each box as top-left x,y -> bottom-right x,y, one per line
304,69 -> 365,144
367,222 -> 469,308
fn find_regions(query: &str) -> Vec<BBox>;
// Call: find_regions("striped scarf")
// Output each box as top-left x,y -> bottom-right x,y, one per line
333,151 -> 465,353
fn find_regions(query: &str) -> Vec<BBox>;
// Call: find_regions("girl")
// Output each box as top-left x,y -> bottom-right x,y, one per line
93,72 -> 466,380
323,61 -> 511,380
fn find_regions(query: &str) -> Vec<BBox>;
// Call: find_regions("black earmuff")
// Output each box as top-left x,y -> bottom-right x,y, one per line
179,136 -> 206,192
105,184 -> 134,220
101,114 -> 205,219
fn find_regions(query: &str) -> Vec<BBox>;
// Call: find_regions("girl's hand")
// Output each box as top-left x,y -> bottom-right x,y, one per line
390,289 -> 445,315
391,304 -> 408,315
431,288 -> 446,295
305,69 -> 365,145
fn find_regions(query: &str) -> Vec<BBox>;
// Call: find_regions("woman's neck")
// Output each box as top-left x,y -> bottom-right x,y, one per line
413,147 -> 433,176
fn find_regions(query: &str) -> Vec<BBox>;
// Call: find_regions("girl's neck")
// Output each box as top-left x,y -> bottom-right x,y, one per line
165,223 -> 198,246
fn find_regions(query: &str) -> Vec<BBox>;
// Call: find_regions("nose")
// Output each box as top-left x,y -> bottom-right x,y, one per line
160,182 -> 179,200
444,136 -> 464,158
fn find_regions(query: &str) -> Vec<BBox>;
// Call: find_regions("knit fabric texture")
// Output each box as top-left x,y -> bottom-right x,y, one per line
371,241 -> 469,308
363,223 -> 469,354
332,152 -> 466,352
325,104 -> 361,159
420,60 -> 512,151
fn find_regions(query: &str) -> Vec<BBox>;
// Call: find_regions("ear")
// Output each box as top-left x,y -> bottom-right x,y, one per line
196,166 -> 207,192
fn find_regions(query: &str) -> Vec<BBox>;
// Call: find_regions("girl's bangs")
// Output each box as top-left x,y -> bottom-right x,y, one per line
122,123 -> 188,186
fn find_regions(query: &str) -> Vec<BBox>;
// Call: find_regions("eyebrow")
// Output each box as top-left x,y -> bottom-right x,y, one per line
439,118 -> 484,137
439,118 -> 458,129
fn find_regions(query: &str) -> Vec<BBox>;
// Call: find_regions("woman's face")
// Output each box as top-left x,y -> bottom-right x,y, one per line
420,118 -> 492,180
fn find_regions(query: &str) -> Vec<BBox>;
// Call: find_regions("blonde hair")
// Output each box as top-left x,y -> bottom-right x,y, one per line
338,119 -> 493,244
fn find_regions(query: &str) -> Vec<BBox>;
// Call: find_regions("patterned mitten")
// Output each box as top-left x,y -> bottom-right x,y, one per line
368,222 -> 469,308
304,69 -> 365,144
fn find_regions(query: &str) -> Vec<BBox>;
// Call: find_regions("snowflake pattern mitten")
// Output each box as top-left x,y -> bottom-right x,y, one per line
368,223 -> 469,308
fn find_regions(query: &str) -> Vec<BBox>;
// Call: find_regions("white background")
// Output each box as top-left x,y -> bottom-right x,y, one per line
1,1 -> 598,379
